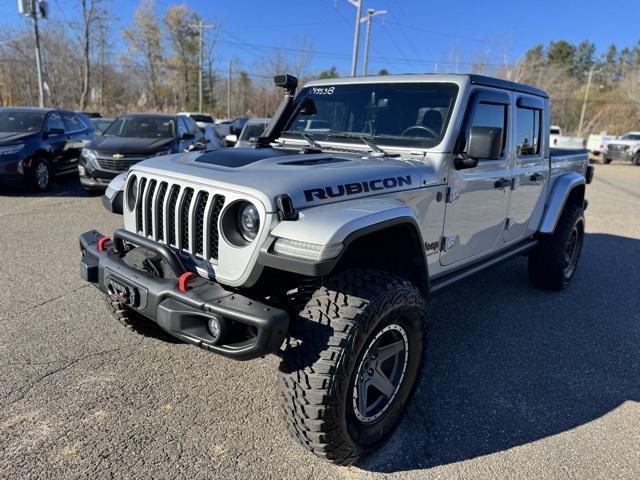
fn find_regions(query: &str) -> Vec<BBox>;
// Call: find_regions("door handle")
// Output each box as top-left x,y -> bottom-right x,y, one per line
529,172 -> 544,183
494,178 -> 511,189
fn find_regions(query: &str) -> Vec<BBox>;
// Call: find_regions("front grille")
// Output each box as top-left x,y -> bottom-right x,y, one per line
95,153 -> 147,172
608,144 -> 629,151
134,177 -> 226,261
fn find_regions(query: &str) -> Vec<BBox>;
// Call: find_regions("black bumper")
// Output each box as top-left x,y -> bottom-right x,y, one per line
80,229 -> 289,360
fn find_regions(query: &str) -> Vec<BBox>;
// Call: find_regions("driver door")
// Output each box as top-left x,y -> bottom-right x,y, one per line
43,112 -> 67,173
440,89 -> 512,266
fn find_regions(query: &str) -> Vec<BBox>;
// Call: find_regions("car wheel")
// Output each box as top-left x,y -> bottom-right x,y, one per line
528,203 -> 585,290
31,158 -> 51,191
633,153 -> 640,166
279,269 -> 426,465
602,157 -> 612,164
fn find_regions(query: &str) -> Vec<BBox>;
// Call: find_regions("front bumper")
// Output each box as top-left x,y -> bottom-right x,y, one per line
79,229 -> 289,360
604,148 -> 633,161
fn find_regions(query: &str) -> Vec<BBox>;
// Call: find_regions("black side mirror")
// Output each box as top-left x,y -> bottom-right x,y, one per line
456,126 -> 503,169
230,126 -> 241,136
45,127 -> 65,137
180,132 -> 195,140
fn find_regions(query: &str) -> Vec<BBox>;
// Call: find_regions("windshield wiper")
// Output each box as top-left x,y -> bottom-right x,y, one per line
327,133 -> 396,157
281,131 -> 322,151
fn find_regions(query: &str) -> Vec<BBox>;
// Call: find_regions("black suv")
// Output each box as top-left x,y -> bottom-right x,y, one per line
0,108 -> 95,191
79,113 -> 206,191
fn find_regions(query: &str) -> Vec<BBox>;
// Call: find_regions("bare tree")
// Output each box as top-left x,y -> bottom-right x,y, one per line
79,0 -> 108,110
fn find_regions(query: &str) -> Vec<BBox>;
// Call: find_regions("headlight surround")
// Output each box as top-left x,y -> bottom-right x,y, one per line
126,175 -> 138,211
221,201 -> 261,246
0,143 -> 25,156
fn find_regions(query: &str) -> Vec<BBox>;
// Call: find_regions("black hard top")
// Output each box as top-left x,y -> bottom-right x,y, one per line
468,74 -> 548,99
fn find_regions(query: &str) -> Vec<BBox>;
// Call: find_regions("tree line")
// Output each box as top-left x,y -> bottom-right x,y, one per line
1,0 -> 639,135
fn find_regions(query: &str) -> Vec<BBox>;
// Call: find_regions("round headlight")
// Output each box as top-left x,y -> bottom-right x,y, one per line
237,202 -> 260,241
126,175 -> 138,211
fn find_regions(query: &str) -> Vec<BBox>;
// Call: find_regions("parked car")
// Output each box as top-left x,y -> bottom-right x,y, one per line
91,117 -> 114,135
178,112 -> 224,148
227,117 -> 270,147
82,112 -> 102,118
84,73 -> 593,465
78,113 -> 206,191
587,131 -> 616,156
214,117 -> 248,139
0,107 -> 95,191
549,125 -> 585,149
602,131 -> 640,165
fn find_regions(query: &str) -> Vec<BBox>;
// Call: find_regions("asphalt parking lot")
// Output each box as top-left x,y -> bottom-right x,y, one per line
0,163 -> 638,480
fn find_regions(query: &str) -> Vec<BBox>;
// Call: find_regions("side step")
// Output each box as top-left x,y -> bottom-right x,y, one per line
430,240 -> 537,294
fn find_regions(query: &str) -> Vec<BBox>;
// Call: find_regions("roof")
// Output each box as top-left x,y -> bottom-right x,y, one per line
304,73 -> 548,99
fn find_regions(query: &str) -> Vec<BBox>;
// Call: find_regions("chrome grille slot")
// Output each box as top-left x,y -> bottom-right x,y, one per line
193,191 -> 209,257
135,177 -> 147,233
179,188 -> 194,251
95,154 -> 147,172
166,185 -> 180,246
132,176 -> 228,263
144,179 -> 157,237
155,182 -> 168,241
209,195 -> 225,260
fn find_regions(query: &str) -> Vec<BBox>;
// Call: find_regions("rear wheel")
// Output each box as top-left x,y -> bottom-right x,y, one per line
528,203 -> 585,290
279,269 -> 426,465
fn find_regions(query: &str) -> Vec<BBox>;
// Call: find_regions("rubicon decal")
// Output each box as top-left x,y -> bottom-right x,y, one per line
304,175 -> 413,202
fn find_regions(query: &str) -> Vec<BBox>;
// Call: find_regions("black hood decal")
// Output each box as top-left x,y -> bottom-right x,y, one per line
195,147 -> 300,168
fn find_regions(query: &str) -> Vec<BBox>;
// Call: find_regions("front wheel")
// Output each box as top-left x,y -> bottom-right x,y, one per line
528,203 -> 585,290
31,158 -> 51,191
602,157 -> 612,164
633,153 -> 640,166
279,269 -> 426,465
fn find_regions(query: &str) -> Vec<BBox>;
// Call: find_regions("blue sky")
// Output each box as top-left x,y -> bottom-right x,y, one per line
4,0 -> 640,76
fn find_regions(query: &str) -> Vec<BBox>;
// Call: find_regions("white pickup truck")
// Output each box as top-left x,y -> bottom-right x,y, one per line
602,132 -> 640,165
550,125 -> 585,150
83,73 -> 593,465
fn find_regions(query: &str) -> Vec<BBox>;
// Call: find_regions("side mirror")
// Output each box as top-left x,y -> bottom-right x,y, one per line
45,127 -> 65,137
180,132 -> 195,140
225,134 -> 238,146
456,126 -> 503,169
299,97 -> 317,116
230,126 -> 241,136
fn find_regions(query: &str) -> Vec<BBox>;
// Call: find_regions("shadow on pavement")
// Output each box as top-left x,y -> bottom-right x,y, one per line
361,232 -> 640,472
0,175 -> 97,198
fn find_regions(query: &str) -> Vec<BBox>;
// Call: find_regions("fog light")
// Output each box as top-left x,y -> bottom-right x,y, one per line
78,165 -> 86,176
207,315 -> 229,343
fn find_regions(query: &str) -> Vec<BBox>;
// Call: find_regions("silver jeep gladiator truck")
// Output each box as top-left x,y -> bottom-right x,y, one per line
80,73 -> 594,465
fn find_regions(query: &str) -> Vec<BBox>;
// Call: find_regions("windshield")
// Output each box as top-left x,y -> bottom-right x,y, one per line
621,133 -> 640,141
0,110 -> 45,133
190,114 -> 214,123
104,116 -> 175,138
240,123 -> 268,141
283,83 -> 458,149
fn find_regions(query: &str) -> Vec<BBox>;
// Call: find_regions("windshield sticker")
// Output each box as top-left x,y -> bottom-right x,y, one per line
311,87 -> 335,95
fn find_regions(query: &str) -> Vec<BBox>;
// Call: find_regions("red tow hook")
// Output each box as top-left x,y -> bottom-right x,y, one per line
178,272 -> 196,293
97,236 -> 111,252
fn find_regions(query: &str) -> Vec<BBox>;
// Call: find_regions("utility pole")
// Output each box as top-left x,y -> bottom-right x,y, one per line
347,0 -> 363,77
18,0 -> 47,107
577,67 -> 594,138
227,60 -> 232,119
360,8 -> 386,76
190,21 -> 215,113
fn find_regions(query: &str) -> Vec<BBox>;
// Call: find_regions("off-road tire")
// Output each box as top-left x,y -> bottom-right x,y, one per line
528,203 -> 585,290
102,294 -> 179,342
279,269 -> 427,465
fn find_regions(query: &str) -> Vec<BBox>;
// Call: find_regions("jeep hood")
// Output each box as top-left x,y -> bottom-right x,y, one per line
132,147 -> 440,211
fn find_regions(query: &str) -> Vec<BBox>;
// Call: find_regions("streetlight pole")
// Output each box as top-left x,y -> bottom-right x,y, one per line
190,21 -> 215,113
28,0 -> 46,107
348,0 -> 363,77
577,67 -> 594,138
360,8 -> 386,76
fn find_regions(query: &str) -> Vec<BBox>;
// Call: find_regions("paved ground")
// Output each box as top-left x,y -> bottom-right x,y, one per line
0,162 -> 638,480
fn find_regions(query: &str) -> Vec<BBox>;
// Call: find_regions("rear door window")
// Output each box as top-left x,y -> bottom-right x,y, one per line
516,107 -> 542,156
